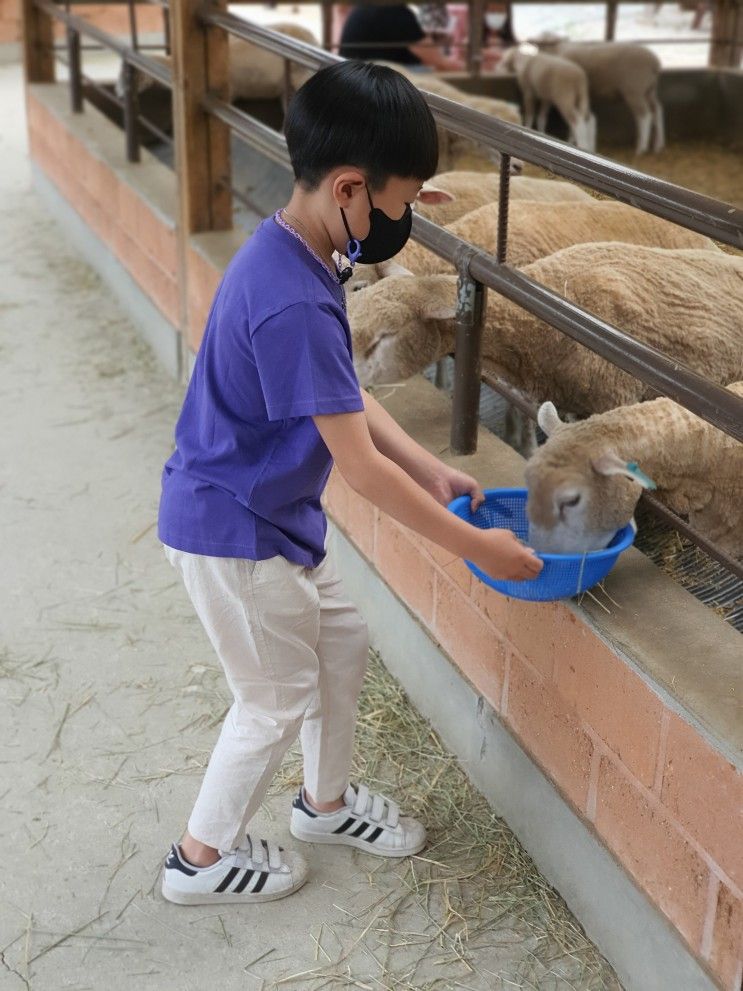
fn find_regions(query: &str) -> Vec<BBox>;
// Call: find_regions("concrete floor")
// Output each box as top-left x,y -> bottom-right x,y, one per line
0,62 -> 621,991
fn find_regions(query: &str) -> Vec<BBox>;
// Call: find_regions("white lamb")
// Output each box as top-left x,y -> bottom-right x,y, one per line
498,46 -> 596,152
534,35 -> 664,154
115,23 -> 317,101
415,171 -> 592,227
347,244 -> 743,420
524,386 -> 743,558
347,199 -> 718,289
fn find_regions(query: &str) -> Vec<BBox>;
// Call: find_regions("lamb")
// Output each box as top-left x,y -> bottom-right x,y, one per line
115,23 -> 317,101
415,171 -> 593,227
533,35 -> 664,154
347,244 -> 743,420
376,64 -> 522,171
523,386 -> 743,558
498,47 -> 596,152
348,200 -> 719,289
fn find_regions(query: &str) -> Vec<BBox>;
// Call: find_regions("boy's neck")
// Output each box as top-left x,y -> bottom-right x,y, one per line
282,192 -> 337,269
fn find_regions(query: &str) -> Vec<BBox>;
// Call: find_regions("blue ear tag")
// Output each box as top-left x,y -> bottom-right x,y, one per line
626,461 -> 657,490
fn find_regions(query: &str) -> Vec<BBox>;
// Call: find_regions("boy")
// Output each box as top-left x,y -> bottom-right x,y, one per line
158,60 -> 542,906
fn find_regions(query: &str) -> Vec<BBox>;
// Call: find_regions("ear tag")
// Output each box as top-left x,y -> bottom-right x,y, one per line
626,461 -> 657,490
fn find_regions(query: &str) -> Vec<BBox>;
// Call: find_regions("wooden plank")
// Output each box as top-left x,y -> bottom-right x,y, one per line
171,0 -> 232,235
21,0 -> 54,84
709,0 -> 743,67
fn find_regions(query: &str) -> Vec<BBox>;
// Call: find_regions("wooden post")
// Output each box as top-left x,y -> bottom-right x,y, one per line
468,0 -> 485,76
709,0 -> 743,67
321,0 -> 333,51
21,0 -> 54,84
170,0 -> 232,235
605,0 -> 619,40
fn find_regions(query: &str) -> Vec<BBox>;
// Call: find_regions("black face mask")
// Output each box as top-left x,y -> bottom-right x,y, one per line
339,187 -> 413,282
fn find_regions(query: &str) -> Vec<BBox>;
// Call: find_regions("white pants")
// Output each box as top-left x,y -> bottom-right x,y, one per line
164,545 -> 369,851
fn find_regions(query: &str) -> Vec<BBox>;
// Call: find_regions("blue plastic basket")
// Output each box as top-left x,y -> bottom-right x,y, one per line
448,488 -> 635,602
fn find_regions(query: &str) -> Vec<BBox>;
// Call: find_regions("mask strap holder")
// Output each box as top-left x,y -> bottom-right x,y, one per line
339,205 -> 363,284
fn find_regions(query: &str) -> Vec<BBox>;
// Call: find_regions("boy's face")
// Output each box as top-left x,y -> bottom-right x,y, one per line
327,171 -> 424,252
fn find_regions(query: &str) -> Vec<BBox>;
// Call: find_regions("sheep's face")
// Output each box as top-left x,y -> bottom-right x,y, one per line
524,402 -> 651,554
347,276 -> 457,387
525,452 -> 639,554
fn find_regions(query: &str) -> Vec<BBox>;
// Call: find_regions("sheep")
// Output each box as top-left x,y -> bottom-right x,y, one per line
523,385 -> 743,558
347,199 -> 719,290
498,46 -> 596,152
347,244 -> 743,421
115,23 -> 317,101
415,171 -> 593,227
533,35 -> 664,155
376,63 -> 522,171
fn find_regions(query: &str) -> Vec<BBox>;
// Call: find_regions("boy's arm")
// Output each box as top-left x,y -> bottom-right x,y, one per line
361,388 -> 484,510
314,409 -> 542,582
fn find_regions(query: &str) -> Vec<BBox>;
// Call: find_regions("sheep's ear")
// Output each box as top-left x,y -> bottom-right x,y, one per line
592,450 -> 657,490
417,184 -> 456,206
537,401 -> 563,437
376,260 -> 414,278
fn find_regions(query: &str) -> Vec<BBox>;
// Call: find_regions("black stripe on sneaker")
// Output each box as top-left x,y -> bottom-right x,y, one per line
292,789 -> 318,818
365,826 -> 383,844
333,817 -> 355,835
232,869 -> 255,893
251,871 -> 269,894
350,820 -> 371,838
214,867 -> 239,893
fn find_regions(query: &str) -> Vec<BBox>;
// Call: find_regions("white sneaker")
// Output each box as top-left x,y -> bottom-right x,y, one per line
161,834 -> 308,905
290,784 -> 426,858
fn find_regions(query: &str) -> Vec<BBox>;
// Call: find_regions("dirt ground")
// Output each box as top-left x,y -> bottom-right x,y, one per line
0,62 -> 623,991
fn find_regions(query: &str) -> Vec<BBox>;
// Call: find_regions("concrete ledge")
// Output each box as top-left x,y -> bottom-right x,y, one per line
32,163 -> 181,379
328,520 -> 718,991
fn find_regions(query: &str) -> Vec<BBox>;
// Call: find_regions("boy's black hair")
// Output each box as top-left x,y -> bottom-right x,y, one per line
284,61 -> 438,191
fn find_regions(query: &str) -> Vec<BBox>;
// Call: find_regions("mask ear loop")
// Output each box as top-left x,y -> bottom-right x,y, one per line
339,206 -> 363,283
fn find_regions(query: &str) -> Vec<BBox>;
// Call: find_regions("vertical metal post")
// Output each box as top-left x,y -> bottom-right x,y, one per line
605,0 -> 618,40
163,3 -> 171,55
496,152 -> 511,264
67,25 -> 82,112
122,62 -> 141,162
128,0 -> 139,51
450,268 -> 485,455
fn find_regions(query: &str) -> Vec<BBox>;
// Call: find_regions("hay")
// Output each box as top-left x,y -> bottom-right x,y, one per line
267,652 -> 621,990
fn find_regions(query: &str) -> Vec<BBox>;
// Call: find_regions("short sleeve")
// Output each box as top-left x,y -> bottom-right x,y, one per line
251,301 -> 364,421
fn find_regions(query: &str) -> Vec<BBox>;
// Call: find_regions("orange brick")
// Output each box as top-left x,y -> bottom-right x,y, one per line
553,612 -> 663,787
419,534 -> 457,569
470,576 -> 510,634
596,756 -> 710,950
343,490 -> 376,560
709,882 -> 743,991
374,517 -> 434,624
441,556 -> 472,594
505,598 -> 559,679
506,651 -> 593,810
661,715 -> 743,890
435,571 -> 505,710
87,155 -> 119,216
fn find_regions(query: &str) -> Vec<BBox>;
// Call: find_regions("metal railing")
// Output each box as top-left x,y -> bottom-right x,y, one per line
24,1 -> 743,580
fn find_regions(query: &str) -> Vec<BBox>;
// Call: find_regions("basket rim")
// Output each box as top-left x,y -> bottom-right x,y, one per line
448,487 -> 636,563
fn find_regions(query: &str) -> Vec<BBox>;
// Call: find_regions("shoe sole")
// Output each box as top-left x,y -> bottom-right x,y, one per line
161,874 -> 307,906
289,823 -> 426,858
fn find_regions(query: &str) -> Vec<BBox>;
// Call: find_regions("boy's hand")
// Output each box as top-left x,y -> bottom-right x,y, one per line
424,464 -> 486,513
471,529 -> 544,582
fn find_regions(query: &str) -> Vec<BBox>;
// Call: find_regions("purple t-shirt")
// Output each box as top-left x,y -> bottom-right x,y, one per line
157,216 -> 365,567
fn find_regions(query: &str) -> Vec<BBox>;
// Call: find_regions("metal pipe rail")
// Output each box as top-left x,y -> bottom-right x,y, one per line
202,9 -> 743,250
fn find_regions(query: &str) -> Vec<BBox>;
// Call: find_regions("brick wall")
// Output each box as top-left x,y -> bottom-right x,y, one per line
324,472 -> 743,991
26,89 -> 178,327
0,0 -> 162,45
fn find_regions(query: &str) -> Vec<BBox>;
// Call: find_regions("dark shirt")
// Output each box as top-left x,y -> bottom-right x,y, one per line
340,5 -> 425,65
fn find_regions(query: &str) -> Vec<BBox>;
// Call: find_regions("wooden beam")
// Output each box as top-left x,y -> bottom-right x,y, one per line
21,0 -> 54,84
709,0 -> 743,67
605,0 -> 618,40
171,0 -> 232,235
